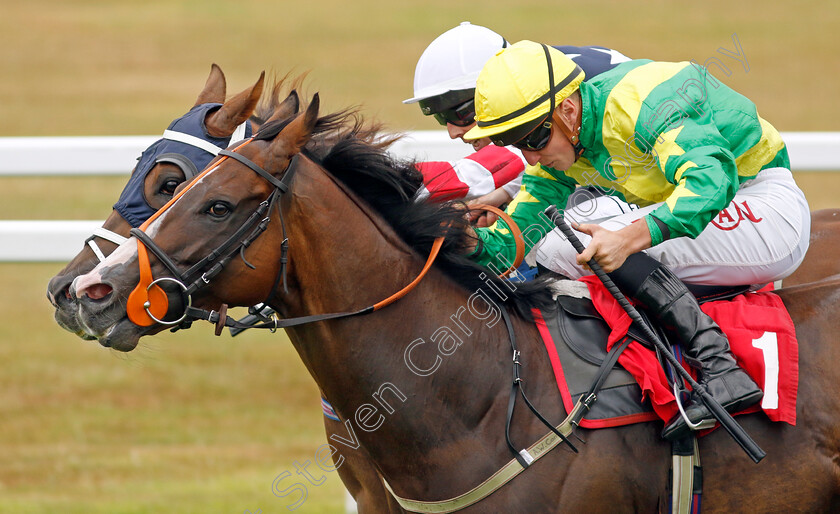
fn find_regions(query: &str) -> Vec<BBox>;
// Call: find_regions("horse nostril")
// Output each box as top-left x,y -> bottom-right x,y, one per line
47,274 -> 75,307
54,285 -> 78,307
85,283 -> 113,301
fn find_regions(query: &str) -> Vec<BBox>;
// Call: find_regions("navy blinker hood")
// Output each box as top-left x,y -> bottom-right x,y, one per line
113,103 -> 253,227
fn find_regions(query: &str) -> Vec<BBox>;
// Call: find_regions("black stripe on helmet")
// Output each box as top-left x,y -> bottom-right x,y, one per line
476,56 -> 582,128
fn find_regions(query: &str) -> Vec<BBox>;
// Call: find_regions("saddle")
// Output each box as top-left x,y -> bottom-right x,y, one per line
537,281 -> 759,429
537,295 -> 658,427
541,277 -> 798,430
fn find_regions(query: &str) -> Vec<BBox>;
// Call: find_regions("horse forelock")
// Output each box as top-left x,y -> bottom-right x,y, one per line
251,72 -> 311,126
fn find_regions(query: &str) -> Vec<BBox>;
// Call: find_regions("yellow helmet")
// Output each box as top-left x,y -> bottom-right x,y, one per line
464,40 -> 584,142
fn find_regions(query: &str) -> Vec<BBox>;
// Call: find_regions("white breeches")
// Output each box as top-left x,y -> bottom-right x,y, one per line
531,168 -> 811,286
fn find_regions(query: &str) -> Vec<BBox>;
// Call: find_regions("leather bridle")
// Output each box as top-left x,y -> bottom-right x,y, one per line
86,120 -> 249,264
126,139 -> 297,327
124,139 -> 449,334
119,135 -> 582,504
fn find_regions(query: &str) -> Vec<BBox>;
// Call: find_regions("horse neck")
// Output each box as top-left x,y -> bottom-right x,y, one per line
271,160 -> 530,479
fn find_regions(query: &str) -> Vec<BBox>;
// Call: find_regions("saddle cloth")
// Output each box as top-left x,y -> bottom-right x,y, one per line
538,277 -> 798,429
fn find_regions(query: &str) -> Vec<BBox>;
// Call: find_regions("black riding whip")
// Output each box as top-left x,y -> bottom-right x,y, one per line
544,205 -> 765,463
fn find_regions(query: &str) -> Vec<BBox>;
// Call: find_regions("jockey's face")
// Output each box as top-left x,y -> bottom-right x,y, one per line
447,121 -> 490,151
520,124 -> 576,169
520,100 -> 579,170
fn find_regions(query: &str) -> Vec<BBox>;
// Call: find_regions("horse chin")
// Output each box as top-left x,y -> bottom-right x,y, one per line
48,279 -> 97,340
53,309 -> 97,340
74,302 -> 144,351
96,318 -> 143,352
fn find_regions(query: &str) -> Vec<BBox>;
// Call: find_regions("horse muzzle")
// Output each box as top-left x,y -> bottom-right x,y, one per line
70,264 -> 187,347
46,272 -> 96,339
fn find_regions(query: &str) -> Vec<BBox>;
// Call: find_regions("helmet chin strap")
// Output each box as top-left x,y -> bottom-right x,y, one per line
541,43 -> 584,159
551,99 -> 584,159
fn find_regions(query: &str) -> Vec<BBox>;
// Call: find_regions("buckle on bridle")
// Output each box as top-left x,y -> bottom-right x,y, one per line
143,277 -> 192,326
269,312 -> 280,333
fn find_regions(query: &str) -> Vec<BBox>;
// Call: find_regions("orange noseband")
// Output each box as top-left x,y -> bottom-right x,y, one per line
126,240 -> 169,326
126,139 -> 254,327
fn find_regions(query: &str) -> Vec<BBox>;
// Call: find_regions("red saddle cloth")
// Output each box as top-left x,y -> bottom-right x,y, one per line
579,276 -> 799,427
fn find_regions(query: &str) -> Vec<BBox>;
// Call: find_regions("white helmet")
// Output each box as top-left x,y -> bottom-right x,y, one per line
403,22 -> 508,105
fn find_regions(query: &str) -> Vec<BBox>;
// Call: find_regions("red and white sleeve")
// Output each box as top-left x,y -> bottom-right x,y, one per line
414,145 -> 527,202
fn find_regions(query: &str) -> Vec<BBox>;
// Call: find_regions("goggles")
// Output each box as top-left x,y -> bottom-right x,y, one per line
491,113 -> 553,150
431,98 -> 476,127
418,89 -> 476,127
477,43 -> 584,154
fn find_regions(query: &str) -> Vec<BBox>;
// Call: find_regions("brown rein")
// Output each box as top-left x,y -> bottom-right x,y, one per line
470,204 -> 525,278
198,204 -> 526,333
374,203 -> 524,308
125,134 -> 527,333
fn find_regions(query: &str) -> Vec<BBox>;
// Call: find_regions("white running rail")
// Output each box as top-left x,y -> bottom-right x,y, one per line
1,131 -> 838,261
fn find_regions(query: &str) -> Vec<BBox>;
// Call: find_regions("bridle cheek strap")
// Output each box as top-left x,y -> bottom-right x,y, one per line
125,138 -> 257,327
127,240 -> 169,326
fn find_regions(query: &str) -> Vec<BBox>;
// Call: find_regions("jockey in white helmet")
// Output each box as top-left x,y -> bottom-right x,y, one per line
405,22 -> 634,231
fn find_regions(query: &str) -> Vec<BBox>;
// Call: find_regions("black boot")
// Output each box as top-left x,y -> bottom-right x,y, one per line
608,254 -> 763,441
633,266 -> 763,440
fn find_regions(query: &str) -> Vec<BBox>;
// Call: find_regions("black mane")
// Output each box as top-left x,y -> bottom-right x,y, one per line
257,111 -> 557,317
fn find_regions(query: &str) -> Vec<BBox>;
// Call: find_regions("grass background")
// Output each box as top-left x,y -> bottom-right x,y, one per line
1,1 -> 838,512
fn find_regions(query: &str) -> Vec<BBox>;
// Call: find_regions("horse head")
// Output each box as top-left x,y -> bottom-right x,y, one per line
45,66 -> 311,339
69,96 -> 321,350
67,88 -> 545,357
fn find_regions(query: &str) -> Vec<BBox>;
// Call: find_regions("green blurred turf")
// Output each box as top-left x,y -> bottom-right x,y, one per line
0,264 -> 347,513
1,1 -> 838,512
1,0 -> 838,136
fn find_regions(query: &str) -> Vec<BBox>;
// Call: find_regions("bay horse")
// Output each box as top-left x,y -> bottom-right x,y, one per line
781,208 -> 840,286
46,64 -> 267,338
70,96 -> 840,512
44,67 -> 399,510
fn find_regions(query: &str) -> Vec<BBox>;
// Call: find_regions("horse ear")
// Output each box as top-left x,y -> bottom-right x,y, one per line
194,63 -> 227,107
268,93 -> 319,165
205,71 -> 266,138
264,90 -> 300,125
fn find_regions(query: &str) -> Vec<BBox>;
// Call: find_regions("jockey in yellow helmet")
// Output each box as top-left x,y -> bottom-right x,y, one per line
464,40 -> 810,440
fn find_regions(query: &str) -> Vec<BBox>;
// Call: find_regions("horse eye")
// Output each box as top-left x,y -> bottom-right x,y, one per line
159,178 -> 181,196
207,202 -> 231,218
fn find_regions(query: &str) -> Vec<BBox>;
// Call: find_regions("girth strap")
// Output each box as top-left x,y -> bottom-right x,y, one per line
671,436 -> 702,513
383,394 -> 593,513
